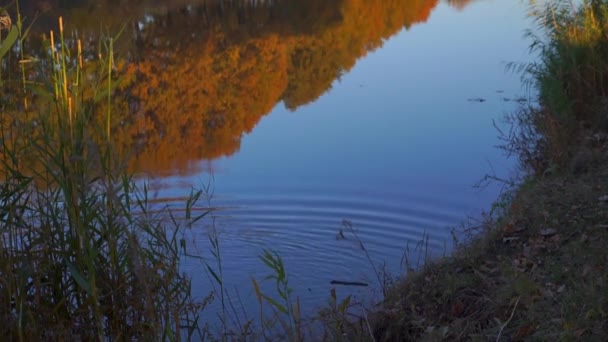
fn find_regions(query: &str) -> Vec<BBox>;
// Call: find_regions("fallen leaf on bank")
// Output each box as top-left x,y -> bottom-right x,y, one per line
542,210 -> 550,220
424,326 -> 449,339
410,318 -> 426,328
513,257 -> 536,271
549,234 -> 561,243
504,223 -> 525,235
574,328 -> 587,338
522,245 -> 533,258
479,263 -> 499,274
451,301 -> 464,317
539,228 -> 557,236
528,236 -> 548,249
582,265 -> 592,278
514,324 -> 536,340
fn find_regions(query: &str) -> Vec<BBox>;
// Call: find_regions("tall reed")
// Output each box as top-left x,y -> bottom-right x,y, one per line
507,0 -> 608,173
528,0 -> 608,117
0,14 -> 206,340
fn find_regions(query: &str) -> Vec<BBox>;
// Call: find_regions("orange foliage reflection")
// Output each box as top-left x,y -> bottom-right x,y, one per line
10,0 -> 456,176
120,0 -> 442,175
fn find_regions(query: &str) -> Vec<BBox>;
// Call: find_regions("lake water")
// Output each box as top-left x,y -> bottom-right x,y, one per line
22,0 -> 533,323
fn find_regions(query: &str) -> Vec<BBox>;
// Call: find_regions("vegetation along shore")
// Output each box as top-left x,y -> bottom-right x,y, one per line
0,0 -> 606,340
363,0 -> 608,340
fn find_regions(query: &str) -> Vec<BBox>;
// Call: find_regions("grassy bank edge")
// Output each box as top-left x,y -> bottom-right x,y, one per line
366,160 -> 608,341
365,1 -> 608,340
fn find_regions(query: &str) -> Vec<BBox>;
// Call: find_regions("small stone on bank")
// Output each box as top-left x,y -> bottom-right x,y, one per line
598,195 -> 608,203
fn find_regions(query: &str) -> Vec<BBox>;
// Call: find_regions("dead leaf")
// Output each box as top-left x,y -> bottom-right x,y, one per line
451,301 -> 464,317
542,210 -> 550,219
514,324 -> 536,339
523,245 -> 534,258
574,328 -> 587,338
479,264 -> 498,274
549,234 -> 561,243
504,222 -> 525,235
424,326 -> 449,339
539,228 -> 557,236
582,265 -> 592,278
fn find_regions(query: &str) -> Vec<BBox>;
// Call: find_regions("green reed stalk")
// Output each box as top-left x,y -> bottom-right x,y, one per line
0,23 -> 3,82
208,223 -> 228,339
107,38 -> 113,142
253,249 -> 302,341
14,0 -> 27,106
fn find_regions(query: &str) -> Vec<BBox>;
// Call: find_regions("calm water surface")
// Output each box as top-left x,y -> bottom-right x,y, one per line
26,0 -> 533,318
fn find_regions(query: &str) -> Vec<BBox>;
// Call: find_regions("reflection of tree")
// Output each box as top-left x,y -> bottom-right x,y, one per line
18,0 -> 443,175
446,0 -> 474,11
126,34 -> 290,172
119,0 -> 442,175
282,0 -> 440,109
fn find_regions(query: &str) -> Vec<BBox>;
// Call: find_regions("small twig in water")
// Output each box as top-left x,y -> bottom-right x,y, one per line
496,296 -> 520,342
330,280 -> 368,287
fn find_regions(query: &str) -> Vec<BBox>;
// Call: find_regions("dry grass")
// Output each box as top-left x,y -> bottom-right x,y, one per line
0,11 -> 208,340
363,137 -> 608,341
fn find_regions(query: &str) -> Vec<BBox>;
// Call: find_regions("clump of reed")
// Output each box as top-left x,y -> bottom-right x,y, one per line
0,11 -> 206,340
531,0 -> 608,117
507,0 -> 608,174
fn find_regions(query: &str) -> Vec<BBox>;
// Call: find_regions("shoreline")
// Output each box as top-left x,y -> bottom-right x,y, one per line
365,0 -> 608,340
